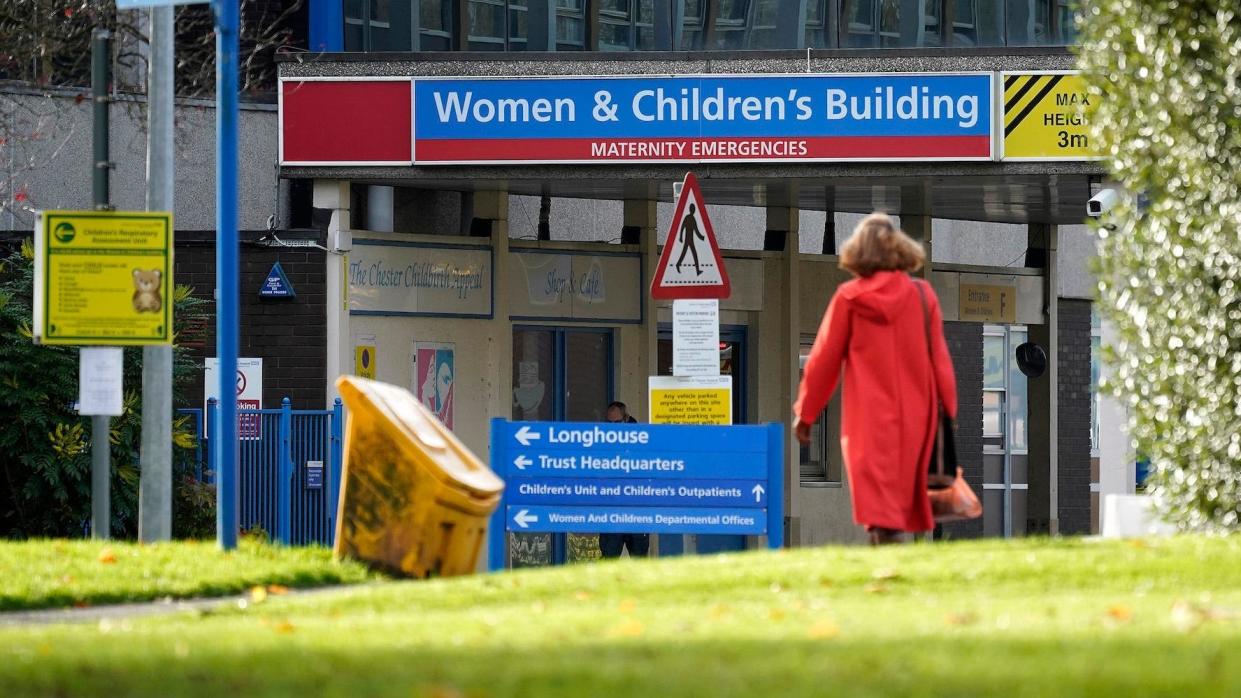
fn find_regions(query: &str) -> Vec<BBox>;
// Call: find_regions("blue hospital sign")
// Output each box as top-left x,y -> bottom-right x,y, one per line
413,74 -> 993,164
488,419 -> 784,569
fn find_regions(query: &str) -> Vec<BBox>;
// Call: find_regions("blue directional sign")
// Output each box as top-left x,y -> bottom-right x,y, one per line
488,419 -> 784,570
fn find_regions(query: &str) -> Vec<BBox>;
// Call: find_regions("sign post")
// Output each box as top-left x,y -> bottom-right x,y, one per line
488,419 -> 783,570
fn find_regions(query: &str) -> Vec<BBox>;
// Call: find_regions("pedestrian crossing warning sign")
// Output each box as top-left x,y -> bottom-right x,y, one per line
651,172 -> 731,300
1002,71 -> 1101,161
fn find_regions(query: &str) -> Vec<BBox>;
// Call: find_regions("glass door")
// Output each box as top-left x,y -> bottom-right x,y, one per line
982,324 -> 1029,537
509,327 -> 613,567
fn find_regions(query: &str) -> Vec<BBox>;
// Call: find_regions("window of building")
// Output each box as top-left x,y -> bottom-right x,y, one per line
599,0 -> 657,50
420,0 -> 455,49
1090,308 -> 1101,456
556,0 -> 588,49
467,0 -> 530,50
680,0 -> 707,49
798,343 -> 842,486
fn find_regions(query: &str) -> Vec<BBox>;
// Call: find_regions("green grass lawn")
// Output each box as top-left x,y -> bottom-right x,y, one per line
2,535 -> 1240,697
0,538 -> 373,611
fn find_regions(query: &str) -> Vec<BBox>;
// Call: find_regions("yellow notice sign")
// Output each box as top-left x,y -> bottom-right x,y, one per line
1002,72 -> 1099,161
34,210 -> 172,346
959,283 -> 1017,323
649,375 -> 732,425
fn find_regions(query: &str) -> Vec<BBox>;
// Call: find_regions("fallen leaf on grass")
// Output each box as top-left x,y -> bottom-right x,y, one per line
1106,604 -> 1133,622
573,590 -> 592,602
863,583 -> 888,594
97,548 -> 117,564
413,684 -> 464,698
1171,600 -> 1238,633
709,604 -> 731,619
273,620 -> 296,634
618,598 -> 636,614
871,568 -> 902,581
945,611 -> 978,626
806,620 -> 840,640
250,586 -> 268,603
769,608 -> 787,622
611,618 -> 645,637
266,584 -> 290,595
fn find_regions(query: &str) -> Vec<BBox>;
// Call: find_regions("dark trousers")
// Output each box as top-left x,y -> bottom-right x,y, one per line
599,533 -> 649,559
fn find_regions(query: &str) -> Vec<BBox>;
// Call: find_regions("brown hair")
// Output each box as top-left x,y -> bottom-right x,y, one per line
838,213 -> 926,277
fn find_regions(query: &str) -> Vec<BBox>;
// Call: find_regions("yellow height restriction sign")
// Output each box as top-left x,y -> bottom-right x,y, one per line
1002,72 -> 1100,161
34,210 -> 173,346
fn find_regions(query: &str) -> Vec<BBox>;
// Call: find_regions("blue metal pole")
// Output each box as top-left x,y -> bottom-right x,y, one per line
329,397 -> 343,543
277,398 -> 292,545
214,0 -> 239,551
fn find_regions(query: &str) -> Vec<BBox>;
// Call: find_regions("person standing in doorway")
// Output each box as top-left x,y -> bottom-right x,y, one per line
793,213 -> 957,545
675,203 -> 706,276
599,401 -> 650,559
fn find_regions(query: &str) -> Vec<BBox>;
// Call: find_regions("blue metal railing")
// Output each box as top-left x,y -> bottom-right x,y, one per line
194,398 -> 344,546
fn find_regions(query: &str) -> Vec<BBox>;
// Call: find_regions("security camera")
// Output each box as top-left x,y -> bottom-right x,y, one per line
1087,188 -> 1118,217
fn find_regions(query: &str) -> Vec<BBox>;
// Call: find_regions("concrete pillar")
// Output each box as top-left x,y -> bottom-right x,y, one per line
366,185 -> 393,232
767,199 -> 800,546
625,193 -> 660,421
900,182 -> 933,276
481,192 -> 511,572
1026,223 -> 1059,535
470,188 -> 509,239
314,179 -> 351,407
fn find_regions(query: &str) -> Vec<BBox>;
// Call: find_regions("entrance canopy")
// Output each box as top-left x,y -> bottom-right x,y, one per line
277,51 -> 1103,225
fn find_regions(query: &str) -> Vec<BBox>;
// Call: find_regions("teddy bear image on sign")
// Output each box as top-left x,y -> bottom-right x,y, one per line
131,269 -> 163,313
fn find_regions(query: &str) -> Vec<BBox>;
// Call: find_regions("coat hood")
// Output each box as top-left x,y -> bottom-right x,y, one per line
839,270 -> 917,323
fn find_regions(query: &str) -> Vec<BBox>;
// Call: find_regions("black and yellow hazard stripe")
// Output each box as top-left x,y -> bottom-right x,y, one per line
1004,74 -> 1064,136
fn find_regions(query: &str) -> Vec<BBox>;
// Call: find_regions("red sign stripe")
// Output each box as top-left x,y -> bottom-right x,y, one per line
281,80 -> 412,163
414,136 -> 990,162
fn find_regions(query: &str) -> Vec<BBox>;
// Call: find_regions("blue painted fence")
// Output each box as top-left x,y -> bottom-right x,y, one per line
181,398 -> 343,546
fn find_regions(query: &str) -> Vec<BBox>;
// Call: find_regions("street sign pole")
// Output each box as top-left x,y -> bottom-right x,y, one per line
214,0 -> 240,550
90,28 -> 113,540
139,4 -> 175,543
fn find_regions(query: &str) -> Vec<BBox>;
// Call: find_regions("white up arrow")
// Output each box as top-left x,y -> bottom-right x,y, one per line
514,425 -> 540,447
513,509 -> 539,529
752,484 -> 765,503
513,455 -> 532,471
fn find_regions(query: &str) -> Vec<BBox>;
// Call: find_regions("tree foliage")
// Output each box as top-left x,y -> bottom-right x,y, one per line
0,241 -> 212,538
1078,2 -> 1241,528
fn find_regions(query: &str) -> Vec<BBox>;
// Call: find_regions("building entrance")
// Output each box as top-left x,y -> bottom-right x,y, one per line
509,326 -> 613,566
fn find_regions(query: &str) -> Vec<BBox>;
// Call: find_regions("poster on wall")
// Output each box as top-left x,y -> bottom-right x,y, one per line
413,342 -> 454,429
355,335 -> 377,380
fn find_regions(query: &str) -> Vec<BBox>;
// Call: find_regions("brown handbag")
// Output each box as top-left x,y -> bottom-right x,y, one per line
914,280 -> 983,523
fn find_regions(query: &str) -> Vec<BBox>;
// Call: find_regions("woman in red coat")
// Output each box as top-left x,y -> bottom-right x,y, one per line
794,214 -> 958,545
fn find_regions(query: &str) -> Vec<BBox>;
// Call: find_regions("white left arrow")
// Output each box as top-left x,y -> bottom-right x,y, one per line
513,455 -> 532,470
752,484 -> 765,503
513,509 -> 538,529
515,425 -> 540,447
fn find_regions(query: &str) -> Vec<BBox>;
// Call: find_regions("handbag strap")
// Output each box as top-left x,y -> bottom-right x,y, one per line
914,278 -> 948,478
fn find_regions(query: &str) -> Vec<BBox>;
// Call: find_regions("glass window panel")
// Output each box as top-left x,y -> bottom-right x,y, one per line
565,332 -> 610,422
1005,0 -> 1051,45
468,0 -> 507,39
512,329 -> 555,421
344,21 -> 365,50
847,0 -> 875,30
684,0 -> 704,20
557,16 -> 585,44
599,22 -> 633,50
717,0 -> 749,22
600,0 -> 629,11
509,6 -> 529,45
1091,334 -> 1101,452
799,344 -> 839,484
1008,329 -> 1028,450
370,0 -> 391,25
984,334 -> 1006,390
983,391 -> 1003,438
344,0 -> 364,19
422,0 -> 449,33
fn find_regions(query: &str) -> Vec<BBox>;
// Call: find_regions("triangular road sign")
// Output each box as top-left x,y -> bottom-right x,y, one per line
259,261 -> 296,297
651,173 -> 731,300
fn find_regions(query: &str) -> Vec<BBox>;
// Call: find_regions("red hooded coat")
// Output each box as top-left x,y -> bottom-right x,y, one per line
794,271 -> 958,532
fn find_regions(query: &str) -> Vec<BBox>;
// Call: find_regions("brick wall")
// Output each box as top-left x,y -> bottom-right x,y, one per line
939,321 -> 984,539
175,230 -> 327,410
1057,299 -> 1094,534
